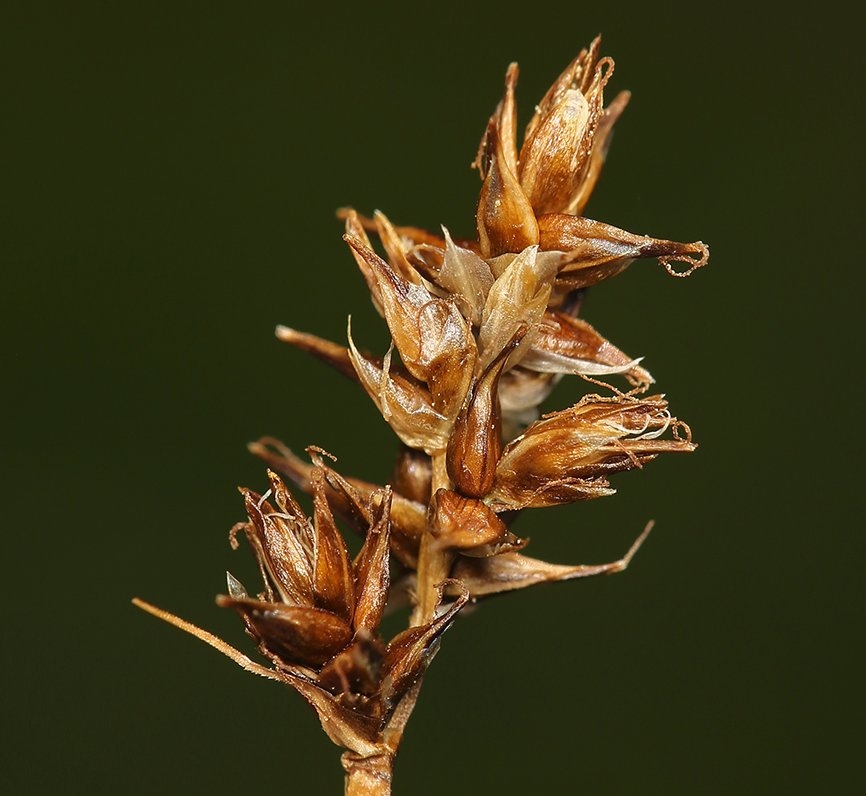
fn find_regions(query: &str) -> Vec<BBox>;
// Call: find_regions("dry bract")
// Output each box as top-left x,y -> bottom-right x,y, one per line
136,35 -> 707,796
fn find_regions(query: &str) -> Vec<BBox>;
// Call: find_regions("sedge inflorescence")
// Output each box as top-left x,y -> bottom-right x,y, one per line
136,36 -> 707,793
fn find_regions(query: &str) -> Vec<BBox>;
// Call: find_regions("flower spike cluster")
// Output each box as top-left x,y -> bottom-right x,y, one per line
136,460 -> 468,767
267,37 -> 703,623
136,36 -> 707,795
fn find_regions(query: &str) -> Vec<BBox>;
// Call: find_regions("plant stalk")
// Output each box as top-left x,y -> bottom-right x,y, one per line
410,453 -> 454,625
343,752 -> 393,796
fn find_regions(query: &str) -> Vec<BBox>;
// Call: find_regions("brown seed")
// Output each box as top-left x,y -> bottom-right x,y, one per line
217,597 -> 352,668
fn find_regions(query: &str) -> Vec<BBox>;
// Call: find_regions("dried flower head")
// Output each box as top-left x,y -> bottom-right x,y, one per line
135,461 -> 467,766
136,36 -> 707,795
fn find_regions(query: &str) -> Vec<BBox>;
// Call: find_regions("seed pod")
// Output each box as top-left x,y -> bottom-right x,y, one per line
217,598 -> 352,668
429,488 -> 510,551
490,396 -> 695,509
391,447 -> 433,506
475,64 -> 539,258
519,55 -> 613,216
351,488 -> 392,635
538,214 -> 709,290
446,330 -> 523,497
240,486 -> 315,608
519,310 -> 652,390
379,584 -> 468,709
310,468 -> 355,624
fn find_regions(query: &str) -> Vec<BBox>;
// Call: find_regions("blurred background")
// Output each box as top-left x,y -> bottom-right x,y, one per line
3,2 -> 863,793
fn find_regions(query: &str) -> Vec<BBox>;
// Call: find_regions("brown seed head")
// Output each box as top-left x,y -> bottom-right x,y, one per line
137,37 -> 709,768
489,396 -> 695,509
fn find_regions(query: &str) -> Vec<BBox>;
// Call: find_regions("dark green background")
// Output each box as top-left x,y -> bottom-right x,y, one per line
3,2 -> 863,793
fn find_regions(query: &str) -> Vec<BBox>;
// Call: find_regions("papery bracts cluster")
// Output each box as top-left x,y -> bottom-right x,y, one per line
135,36 -> 706,789
263,37 -> 702,623
135,458 -> 467,763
